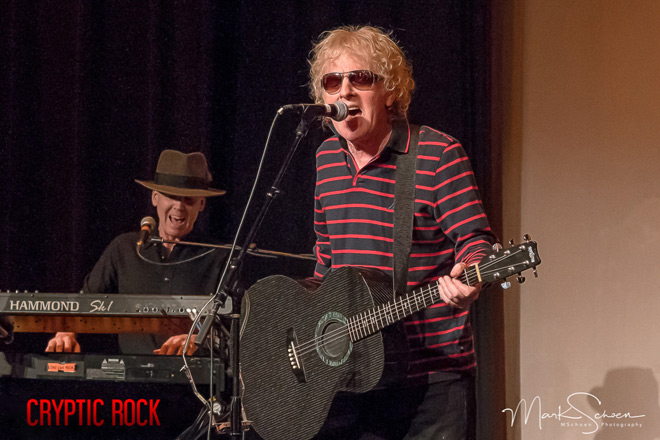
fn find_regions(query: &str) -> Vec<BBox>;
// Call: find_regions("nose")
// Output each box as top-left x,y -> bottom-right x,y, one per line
171,198 -> 185,210
339,76 -> 356,99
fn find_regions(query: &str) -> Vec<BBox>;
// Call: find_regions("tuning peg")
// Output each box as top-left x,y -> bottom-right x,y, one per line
492,243 -> 502,252
501,281 -> 511,290
517,274 -> 526,284
533,268 -> 538,278
523,234 -> 531,242
508,239 -> 515,247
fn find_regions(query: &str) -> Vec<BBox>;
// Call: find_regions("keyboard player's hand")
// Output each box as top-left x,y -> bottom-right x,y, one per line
45,332 -> 81,353
153,334 -> 198,356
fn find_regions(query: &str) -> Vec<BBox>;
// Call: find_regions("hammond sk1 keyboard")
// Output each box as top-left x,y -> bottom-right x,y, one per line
0,292 -> 232,333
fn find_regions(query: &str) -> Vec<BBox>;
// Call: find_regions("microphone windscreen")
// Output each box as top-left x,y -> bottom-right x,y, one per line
140,216 -> 156,230
332,101 -> 349,122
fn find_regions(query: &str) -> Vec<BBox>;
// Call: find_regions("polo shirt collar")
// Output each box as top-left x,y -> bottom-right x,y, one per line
330,117 -> 411,154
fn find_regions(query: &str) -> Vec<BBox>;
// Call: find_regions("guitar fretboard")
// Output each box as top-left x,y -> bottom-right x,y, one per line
343,242 -> 538,343
345,265 -> 478,342
345,281 -> 441,341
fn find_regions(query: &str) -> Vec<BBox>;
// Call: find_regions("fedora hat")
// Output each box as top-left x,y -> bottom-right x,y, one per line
135,149 -> 226,197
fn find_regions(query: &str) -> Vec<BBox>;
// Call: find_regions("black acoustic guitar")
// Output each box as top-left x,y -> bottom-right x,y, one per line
240,238 -> 540,440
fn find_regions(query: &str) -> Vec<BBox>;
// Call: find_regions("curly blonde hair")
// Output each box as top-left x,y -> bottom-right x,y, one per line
308,25 -> 415,118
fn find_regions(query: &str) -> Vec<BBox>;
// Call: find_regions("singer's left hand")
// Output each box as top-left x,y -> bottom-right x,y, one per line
437,262 -> 482,309
154,334 -> 197,356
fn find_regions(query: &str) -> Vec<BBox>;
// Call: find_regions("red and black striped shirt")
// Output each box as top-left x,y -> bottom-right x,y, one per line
313,119 -> 497,379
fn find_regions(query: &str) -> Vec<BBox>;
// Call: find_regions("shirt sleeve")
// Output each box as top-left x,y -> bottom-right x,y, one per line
432,137 -> 497,266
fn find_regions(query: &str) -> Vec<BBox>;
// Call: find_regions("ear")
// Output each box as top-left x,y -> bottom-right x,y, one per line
199,197 -> 206,212
385,91 -> 395,109
151,191 -> 158,207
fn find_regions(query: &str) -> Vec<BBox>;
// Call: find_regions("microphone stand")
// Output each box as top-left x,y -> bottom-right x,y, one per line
195,110 -> 318,439
150,238 -> 315,261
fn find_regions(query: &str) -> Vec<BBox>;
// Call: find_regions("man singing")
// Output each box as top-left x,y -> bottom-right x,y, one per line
309,26 -> 498,440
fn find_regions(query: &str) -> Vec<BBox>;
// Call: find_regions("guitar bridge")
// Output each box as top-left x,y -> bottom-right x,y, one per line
287,328 -> 306,383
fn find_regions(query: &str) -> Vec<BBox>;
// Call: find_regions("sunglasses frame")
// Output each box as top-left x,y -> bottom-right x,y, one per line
321,70 -> 380,94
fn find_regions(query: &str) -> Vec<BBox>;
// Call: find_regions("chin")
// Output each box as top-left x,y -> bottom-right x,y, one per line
335,124 -> 366,142
165,228 -> 189,240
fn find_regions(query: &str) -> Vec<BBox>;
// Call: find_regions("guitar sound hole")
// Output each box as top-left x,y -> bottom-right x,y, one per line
315,311 -> 352,367
320,321 -> 349,359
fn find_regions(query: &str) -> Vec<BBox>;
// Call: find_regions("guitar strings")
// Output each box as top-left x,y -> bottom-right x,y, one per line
294,249 -> 531,357
293,249 -> 530,356
294,251 -> 531,357
293,282 -> 441,357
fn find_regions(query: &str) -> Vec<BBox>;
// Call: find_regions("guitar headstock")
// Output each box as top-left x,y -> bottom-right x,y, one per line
478,234 -> 541,287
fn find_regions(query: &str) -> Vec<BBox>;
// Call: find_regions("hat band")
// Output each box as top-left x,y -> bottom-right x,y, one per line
154,172 -> 210,190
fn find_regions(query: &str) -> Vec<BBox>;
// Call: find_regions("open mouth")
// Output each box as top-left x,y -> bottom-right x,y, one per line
169,215 -> 185,226
347,107 -> 361,117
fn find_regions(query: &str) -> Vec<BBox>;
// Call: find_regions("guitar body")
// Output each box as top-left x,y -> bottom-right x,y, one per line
240,266 -> 396,440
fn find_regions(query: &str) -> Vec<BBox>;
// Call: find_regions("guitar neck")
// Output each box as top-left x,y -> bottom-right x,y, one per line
345,239 -> 540,343
346,266 -> 475,342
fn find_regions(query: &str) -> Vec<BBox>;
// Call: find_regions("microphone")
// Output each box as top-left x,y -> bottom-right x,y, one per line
137,216 -> 156,247
278,101 -> 349,121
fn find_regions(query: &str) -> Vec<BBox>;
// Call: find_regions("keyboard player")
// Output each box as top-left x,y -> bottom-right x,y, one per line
45,149 -> 228,355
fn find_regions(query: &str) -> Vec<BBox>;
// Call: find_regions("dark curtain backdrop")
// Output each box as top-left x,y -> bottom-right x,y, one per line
1,0 -> 504,438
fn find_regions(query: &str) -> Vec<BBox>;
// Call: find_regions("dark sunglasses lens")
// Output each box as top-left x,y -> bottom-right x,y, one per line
350,71 -> 374,88
322,74 -> 342,93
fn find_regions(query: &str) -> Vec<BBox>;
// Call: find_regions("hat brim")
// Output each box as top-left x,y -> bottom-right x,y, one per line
135,179 -> 226,197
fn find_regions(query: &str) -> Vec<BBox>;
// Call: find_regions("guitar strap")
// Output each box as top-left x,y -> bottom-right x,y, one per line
392,124 -> 420,298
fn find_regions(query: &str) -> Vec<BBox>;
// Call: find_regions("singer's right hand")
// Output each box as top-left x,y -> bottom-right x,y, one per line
46,332 -> 81,353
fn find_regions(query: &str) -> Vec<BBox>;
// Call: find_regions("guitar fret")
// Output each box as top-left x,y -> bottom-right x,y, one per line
432,284 -> 439,302
359,312 -> 366,339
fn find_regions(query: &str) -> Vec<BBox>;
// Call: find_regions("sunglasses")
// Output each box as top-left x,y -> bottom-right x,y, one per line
321,70 -> 380,94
